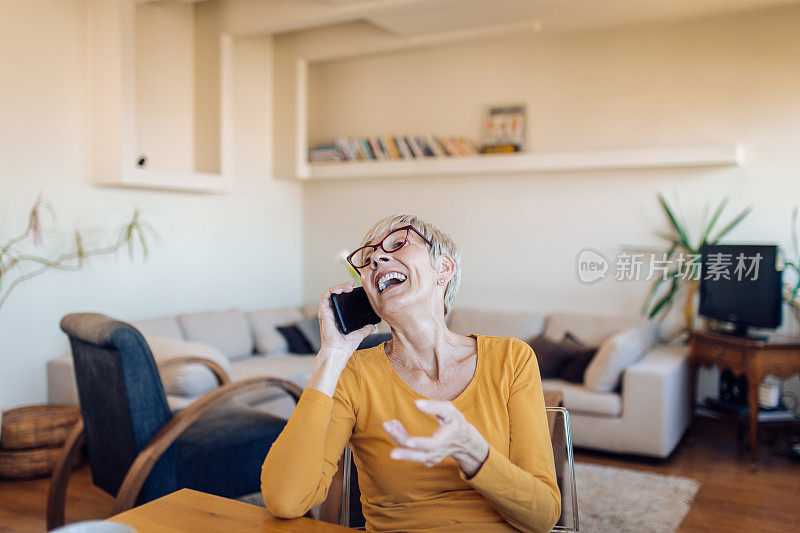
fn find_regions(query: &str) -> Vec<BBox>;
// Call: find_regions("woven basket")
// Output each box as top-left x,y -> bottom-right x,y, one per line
0,446 -> 65,479
0,405 -> 81,450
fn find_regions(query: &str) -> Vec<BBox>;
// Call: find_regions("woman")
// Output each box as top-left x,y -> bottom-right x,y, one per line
261,215 -> 560,533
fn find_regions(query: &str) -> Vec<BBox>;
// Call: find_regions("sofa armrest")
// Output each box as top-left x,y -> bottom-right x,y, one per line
47,356 -> 79,405
620,344 -> 691,456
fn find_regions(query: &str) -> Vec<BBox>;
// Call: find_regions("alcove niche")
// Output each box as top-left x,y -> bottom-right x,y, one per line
87,0 -> 232,193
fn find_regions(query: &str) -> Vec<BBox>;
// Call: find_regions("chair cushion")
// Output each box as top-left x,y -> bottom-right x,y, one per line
175,404 -> 287,498
147,337 -> 231,397
447,308 -> 546,340
132,316 -> 184,340
178,310 -> 254,360
583,326 -> 654,393
247,307 -> 304,356
542,379 -> 622,417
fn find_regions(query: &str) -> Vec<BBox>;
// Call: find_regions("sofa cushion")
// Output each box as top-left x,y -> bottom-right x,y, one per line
247,307 -> 304,356
132,316 -> 184,340
541,379 -> 622,417
301,301 -> 320,319
147,337 -> 231,397
528,335 -> 573,379
229,354 -> 317,387
178,310 -> 254,360
447,308 -> 546,340
558,333 -> 598,383
544,313 -> 657,348
295,317 -> 322,352
276,325 -> 314,354
583,326 -> 654,393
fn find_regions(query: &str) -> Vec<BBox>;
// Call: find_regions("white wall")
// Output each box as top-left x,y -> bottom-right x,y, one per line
134,0 -> 195,174
3,1 -> 800,409
288,7 -> 800,398
0,0 -> 303,408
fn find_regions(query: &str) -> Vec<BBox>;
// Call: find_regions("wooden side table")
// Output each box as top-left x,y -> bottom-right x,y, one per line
688,330 -> 800,467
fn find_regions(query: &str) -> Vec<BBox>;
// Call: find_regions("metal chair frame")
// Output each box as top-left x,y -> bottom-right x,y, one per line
327,406 -> 579,532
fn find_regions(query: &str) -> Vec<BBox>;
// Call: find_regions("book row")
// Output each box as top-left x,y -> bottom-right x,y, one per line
308,135 -> 479,163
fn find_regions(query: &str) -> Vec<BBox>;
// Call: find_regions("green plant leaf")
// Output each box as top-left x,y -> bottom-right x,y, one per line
792,207 -> 799,259
643,262 -> 680,316
658,194 -> 692,250
698,197 -> 729,246
709,206 -> 752,244
648,275 -> 680,319
642,275 -> 669,315
654,230 -> 678,243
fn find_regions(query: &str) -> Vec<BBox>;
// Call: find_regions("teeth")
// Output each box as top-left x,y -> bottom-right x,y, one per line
377,272 -> 407,292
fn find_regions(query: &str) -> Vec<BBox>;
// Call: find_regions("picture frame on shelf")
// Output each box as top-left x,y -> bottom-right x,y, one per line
480,104 -> 526,154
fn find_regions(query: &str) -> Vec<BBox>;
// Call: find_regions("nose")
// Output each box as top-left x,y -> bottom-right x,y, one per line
370,251 -> 392,270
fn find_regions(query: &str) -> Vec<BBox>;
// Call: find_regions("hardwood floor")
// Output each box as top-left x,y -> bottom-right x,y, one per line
0,416 -> 798,532
574,417 -> 800,532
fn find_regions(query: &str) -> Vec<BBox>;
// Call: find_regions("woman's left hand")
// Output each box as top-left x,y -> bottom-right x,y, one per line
383,399 -> 490,478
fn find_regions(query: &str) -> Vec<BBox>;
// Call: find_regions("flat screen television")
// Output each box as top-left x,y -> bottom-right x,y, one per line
698,244 -> 782,338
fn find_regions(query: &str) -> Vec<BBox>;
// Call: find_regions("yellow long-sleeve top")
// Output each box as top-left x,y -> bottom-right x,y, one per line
261,334 -> 561,533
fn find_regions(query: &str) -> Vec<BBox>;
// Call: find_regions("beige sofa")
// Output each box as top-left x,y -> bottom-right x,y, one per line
48,307 -> 321,415
446,308 -> 690,459
48,306 -> 690,458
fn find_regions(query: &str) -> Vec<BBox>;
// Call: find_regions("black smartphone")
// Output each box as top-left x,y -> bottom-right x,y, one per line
330,286 -> 381,335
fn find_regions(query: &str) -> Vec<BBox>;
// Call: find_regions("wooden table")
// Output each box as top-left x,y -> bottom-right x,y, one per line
689,330 -> 800,467
109,489 -> 353,532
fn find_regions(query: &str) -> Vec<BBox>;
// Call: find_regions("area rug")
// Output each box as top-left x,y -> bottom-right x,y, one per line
574,462 -> 700,533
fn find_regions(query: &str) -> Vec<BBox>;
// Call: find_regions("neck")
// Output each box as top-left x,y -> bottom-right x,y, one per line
384,307 -> 465,381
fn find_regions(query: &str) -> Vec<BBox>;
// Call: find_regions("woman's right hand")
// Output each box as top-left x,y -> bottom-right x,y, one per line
307,280 -> 378,396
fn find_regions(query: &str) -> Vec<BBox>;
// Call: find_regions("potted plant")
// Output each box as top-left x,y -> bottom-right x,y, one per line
0,196 -> 155,312
783,207 -> 800,325
638,194 -> 752,336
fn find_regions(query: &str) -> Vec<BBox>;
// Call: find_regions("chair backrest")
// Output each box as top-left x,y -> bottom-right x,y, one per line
60,313 -> 175,502
548,407 -> 579,532
325,406 -> 579,532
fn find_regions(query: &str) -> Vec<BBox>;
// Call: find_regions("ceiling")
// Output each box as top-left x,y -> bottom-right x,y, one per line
219,0 -> 800,37
361,0 -> 800,37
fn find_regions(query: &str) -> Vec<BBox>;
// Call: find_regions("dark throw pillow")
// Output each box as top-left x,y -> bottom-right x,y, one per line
558,332 -> 598,383
528,334 -> 573,379
276,325 -> 314,354
295,317 -> 322,352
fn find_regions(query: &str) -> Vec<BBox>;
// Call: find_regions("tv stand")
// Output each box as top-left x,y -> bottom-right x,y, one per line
709,324 -> 769,341
689,330 -> 800,468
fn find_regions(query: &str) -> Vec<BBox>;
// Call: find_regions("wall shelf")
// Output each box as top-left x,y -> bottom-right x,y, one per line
299,143 -> 744,181
87,0 -> 233,194
97,168 -> 234,194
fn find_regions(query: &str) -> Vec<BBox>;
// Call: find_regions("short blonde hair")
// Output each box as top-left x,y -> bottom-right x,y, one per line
358,214 -> 461,316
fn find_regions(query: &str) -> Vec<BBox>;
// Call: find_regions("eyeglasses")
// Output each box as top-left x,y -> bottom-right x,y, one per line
347,225 -> 432,270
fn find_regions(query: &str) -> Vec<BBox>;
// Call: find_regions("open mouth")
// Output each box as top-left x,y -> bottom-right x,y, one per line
377,271 -> 407,293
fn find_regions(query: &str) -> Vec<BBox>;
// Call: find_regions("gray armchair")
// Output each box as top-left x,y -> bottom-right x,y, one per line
47,313 -> 302,530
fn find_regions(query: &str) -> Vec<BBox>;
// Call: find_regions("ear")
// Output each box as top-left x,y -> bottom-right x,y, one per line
437,255 -> 455,281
